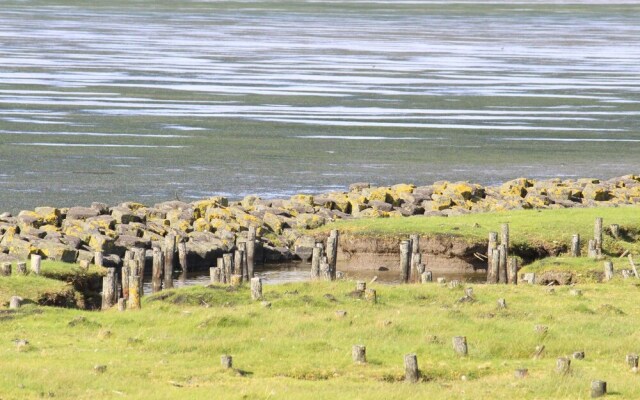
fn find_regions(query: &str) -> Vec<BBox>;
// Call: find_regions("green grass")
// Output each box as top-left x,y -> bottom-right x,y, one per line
520,257 -> 608,283
2,279 -> 640,399
317,206 -> 640,255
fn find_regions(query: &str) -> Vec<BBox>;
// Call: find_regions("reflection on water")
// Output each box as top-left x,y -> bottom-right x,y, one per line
142,262 -> 487,294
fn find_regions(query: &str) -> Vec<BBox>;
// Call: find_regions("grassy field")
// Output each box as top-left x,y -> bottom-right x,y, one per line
2,278 -> 640,399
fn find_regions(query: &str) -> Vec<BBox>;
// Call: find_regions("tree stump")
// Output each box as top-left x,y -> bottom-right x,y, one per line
626,353 -> 639,368
152,247 -> 163,293
16,262 -> 27,276
421,271 -> 432,283
591,380 -> 607,398
9,296 -> 22,309
507,257 -> 519,285
556,357 -> 571,374
400,240 -> 411,283
610,224 -> 620,239
221,355 -> 233,369
230,274 -> 242,286
452,336 -> 468,356
1,262 -> 11,276
365,289 -> 377,304
30,254 -> 41,275
310,244 -> 322,280
352,345 -> 366,364
573,351 -> 585,360
163,235 -> 176,289
404,353 -> 419,383
604,261 -> 614,281
356,281 -> 366,292
571,234 -> 581,257
251,277 -> 263,300
514,369 -> 528,379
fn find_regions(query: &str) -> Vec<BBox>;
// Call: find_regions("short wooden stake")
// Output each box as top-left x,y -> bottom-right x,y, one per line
627,255 -> 639,278
594,217 -> 603,255
319,257 -> 331,281
556,357 -> 571,374
365,288 -> 377,303
310,244 -> 322,280
453,336 -> 468,356
251,277 -> 262,300
327,230 -> 339,280
487,249 -> 499,284
9,296 -> 21,309
497,298 -> 507,309
400,240 -> 411,283
246,226 -> 256,278
591,380 -> 607,398
221,355 -> 233,369
626,353 -> 639,368
404,353 -> 419,383
178,242 -> 188,283
101,268 -> 117,310
30,254 -> 41,275
1,262 -> 11,276
573,351 -> 585,360
588,239 -> 598,258
514,369 -> 528,379
16,262 -> 27,276
230,274 -> 242,286
604,261 -> 614,281
571,234 -> 581,257
352,345 -> 366,364
610,224 -> 620,239
117,298 -> 126,311
356,281 -> 366,292
163,235 -> 176,289
421,271 -> 432,283
498,244 -> 507,284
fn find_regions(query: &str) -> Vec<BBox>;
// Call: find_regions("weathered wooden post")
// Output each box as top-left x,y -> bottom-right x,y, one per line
411,253 -> 422,281
410,234 -> 420,281
310,243 -> 322,280
365,288 -> 377,303
497,298 -> 507,309
216,258 -> 225,284
404,354 -> 419,383
121,264 -> 130,299
16,262 -> 27,276
80,259 -> 90,271
151,247 -> 163,293
95,251 -> 104,268
487,249 -> 499,283
352,345 -> 366,364
223,253 -> 234,284
327,230 -> 339,280
163,234 -> 176,289
588,240 -> 598,258
356,281 -> 366,292
594,217 -> 603,255
514,369 -> 528,379
501,223 -> 509,258
30,254 -> 41,275
610,224 -> 620,239
571,234 -> 581,257
128,268 -> 141,310
556,357 -> 571,374
626,353 -> 639,368
234,248 -> 245,283
627,255 -> 639,278
178,241 -> 188,284
1,262 -> 11,276
230,274 -> 242,286
604,261 -> 614,281
507,257 -> 518,284
250,277 -> 262,300
400,240 -> 411,283
591,380 -> 607,398
453,336 -> 468,356
210,267 -> 220,284
572,351 -> 585,360
246,226 -> 256,278
522,272 -> 536,285
9,296 -> 21,309
498,244 -> 507,284
320,258 -> 331,281
101,267 -> 117,310
221,355 -> 233,369
237,241 -> 248,280
421,271 -> 433,283
117,298 -> 126,312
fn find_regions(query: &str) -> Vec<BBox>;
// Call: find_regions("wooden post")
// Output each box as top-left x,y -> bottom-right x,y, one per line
95,251 -> 104,268
251,277 -> 262,300
626,353 -> 639,368
9,296 -> 21,309
498,244 -> 507,284
588,240 -> 598,258
210,267 -> 219,284
410,234 -> 420,281
310,243 -> 322,280
30,254 -> 41,275
163,234 -> 175,289
221,355 -> 233,369
591,381 -> 607,398
327,230 -> 339,280
223,253 -> 234,284
497,298 -> 507,308
117,298 -> 125,311
80,259 -> 90,271
452,336 -> 468,356
356,281 -> 366,292
573,351 -> 585,360
594,217 -> 603,255
178,242 -> 188,284
571,234 -> 581,257
411,253 -> 422,281
246,227 -> 256,278
488,232 -> 498,258
514,369 -> 528,379
627,255 -> 639,278
365,288 -> 377,303
151,247 -> 163,293
128,268 -> 141,310
604,261 -> 614,281
237,241 -> 248,280
0,262 -> 11,277
121,265 -> 130,299
404,354 -> 419,383
101,268 -> 117,310
610,224 -> 620,239
556,357 -> 571,374
487,249 -> 499,283
352,345 -> 366,364
320,258 -> 331,281
501,223 -> 509,258
230,274 -> 242,286
400,240 -> 411,283
507,257 -> 518,284
421,271 -> 432,283
217,258 -> 225,284
416,262 -> 425,275
16,262 -> 27,276
234,249 -> 245,283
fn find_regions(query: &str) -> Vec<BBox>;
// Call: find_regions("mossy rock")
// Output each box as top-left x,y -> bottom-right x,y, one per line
295,213 -> 326,229
192,218 -> 210,232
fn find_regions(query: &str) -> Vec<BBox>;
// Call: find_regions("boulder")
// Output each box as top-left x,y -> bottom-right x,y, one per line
35,240 -> 78,262
293,235 -> 316,261
295,213 -> 326,229
66,207 -> 100,221
111,207 -> 143,224
263,212 -> 285,234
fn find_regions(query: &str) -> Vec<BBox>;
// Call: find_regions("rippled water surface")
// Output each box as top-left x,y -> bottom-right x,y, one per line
1,0 -> 639,211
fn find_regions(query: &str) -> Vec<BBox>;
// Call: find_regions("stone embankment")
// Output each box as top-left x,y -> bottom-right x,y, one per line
0,175 -> 639,269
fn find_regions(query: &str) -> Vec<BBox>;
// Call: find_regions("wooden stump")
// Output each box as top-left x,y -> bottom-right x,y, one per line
178,242 -> 188,283
365,289 -> 377,304
556,357 -> 571,374
16,262 -> 27,276
230,274 -> 242,286
488,231 -> 498,258
498,244 -> 507,284
9,296 -> 21,309
522,272 -> 536,285
237,241 -> 248,280
163,235 -> 176,289
95,251 -> 104,268
210,267 -> 220,284
501,223 -> 509,258
121,265 -> 130,300
411,252 -> 422,282
448,280 -> 461,289
404,353 -> 419,383
421,271 -> 432,283
594,217 -> 603,255
310,244 -> 322,280
117,298 -> 126,312
628,255 -> 640,278
416,262 -> 426,275
533,345 -> 545,359
573,351 -> 585,360
327,230 -> 339,280
591,380 -> 607,398
400,240 -> 411,283
223,253 -> 234,284
319,258 -> 331,281
152,247 -> 163,293
487,249 -> 499,284
101,268 -> 117,310
610,224 -> 620,239
352,345 -> 366,364
604,261 -> 614,281
588,239 -> 598,259
217,258 -> 225,284
571,234 -> 581,257
626,353 -> 639,368
128,270 -> 141,310
514,369 -> 528,379
30,254 -> 41,275
251,277 -> 263,300
246,226 -> 256,278
221,355 -> 233,369
452,336 -> 468,356
464,287 -> 474,298
497,298 -> 507,309
355,281 -> 366,292
1,262 -> 11,276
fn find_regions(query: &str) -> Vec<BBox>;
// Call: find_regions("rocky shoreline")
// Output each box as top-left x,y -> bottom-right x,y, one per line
1,175 -> 639,270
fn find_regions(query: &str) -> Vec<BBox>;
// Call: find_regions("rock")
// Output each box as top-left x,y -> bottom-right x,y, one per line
85,215 -> 116,231
111,207 -> 142,224
582,184 -> 611,201
35,240 -> 78,262
263,212 -> 285,234
537,271 -> 574,285
102,254 -> 122,268
369,200 -> 394,212
293,235 -> 316,261
185,238 -> 225,268
66,207 -> 100,221
295,213 -> 325,229
114,235 -> 151,251
34,207 -> 62,226
349,182 -> 371,192
88,233 -> 116,253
